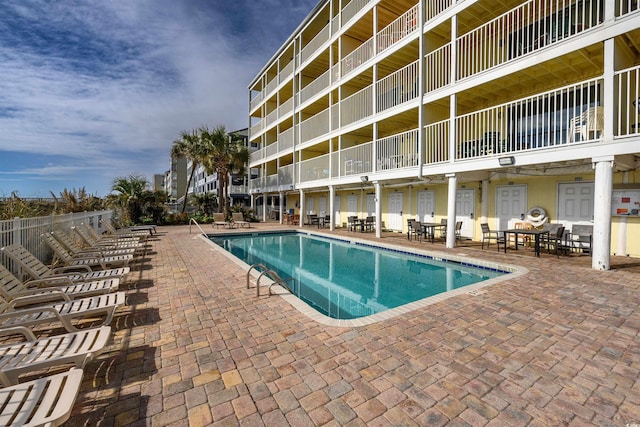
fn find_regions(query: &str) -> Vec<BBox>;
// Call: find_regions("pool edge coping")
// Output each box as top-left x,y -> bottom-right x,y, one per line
200,230 -> 529,328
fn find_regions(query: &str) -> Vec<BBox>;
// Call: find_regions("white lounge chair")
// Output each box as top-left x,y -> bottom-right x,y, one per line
0,368 -> 83,427
104,220 -> 154,237
231,212 -> 251,228
0,325 -> 111,386
46,231 -> 137,258
1,244 -> 129,284
73,224 -> 145,248
212,213 -> 231,229
41,233 -> 133,269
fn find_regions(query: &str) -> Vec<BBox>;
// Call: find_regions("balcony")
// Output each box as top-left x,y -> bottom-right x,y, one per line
377,4 -> 419,53
614,64 -> 640,138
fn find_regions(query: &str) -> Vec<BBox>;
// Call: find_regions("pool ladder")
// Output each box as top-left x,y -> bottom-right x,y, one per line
247,263 -> 294,297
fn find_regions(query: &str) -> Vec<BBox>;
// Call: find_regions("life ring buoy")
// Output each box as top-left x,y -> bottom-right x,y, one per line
526,206 -> 548,226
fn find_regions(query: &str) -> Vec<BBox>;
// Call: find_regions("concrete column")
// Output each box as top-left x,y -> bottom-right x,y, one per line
375,181 -> 382,238
329,185 -> 335,231
278,191 -> 284,224
615,172 -> 629,256
446,173 -> 457,248
480,179 -> 489,224
299,190 -> 305,229
262,194 -> 267,223
592,156 -> 614,270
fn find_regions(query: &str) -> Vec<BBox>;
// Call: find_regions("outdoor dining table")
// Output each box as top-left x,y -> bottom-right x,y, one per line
501,228 -> 549,257
420,223 -> 447,243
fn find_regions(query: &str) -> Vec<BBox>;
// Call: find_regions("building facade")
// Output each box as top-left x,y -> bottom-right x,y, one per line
248,0 -> 640,270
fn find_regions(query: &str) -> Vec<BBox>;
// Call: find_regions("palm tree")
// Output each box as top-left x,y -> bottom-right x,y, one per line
171,129 -> 210,213
200,126 -> 250,214
110,174 -> 149,224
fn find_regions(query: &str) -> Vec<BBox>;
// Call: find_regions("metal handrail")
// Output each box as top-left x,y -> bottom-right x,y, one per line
247,263 -> 268,289
256,268 -> 294,297
189,218 -> 207,235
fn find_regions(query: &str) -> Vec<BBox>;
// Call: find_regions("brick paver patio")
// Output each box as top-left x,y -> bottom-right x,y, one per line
66,223 -> 640,426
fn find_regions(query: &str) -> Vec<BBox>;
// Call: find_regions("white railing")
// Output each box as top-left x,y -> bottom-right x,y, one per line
0,210 -> 113,270
265,78 -> 278,97
426,0 -> 453,23
265,173 -> 279,190
279,164 -> 294,188
342,0 -> 372,26
279,128 -> 295,150
300,108 -> 330,143
331,63 -> 341,84
342,38 -> 374,77
377,4 -> 419,53
249,121 -> 262,138
300,69 -> 331,104
425,120 -> 449,164
279,97 -> 294,119
300,154 -> 330,183
250,176 -> 265,192
615,64 -> 640,138
457,0 -> 603,80
250,91 -> 263,111
618,0 -> 640,16
265,109 -> 278,129
301,24 -> 330,64
331,104 -> 340,130
376,129 -> 420,171
341,85 -> 373,127
425,44 -> 451,94
341,142 -> 373,176
456,77 -> 603,159
228,185 -> 248,194
281,59 -> 294,81
376,60 -> 419,112
250,147 -> 265,164
265,142 -> 279,158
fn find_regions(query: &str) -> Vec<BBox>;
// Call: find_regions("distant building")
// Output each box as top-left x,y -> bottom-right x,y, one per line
152,174 -> 164,192
167,156 -> 188,208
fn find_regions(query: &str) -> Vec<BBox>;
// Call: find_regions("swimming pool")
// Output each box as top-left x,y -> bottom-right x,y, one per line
208,231 -> 522,325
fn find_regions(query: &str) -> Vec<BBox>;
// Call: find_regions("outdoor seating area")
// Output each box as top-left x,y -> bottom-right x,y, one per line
0,222 -> 158,426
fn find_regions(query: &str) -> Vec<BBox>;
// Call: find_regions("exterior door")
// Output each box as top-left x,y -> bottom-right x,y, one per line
347,195 -> 358,217
366,194 -> 375,216
307,197 -> 314,214
557,182 -> 594,230
318,196 -> 327,216
334,195 -> 341,227
495,185 -> 527,230
417,190 -> 435,222
388,192 -> 404,231
455,189 -> 475,238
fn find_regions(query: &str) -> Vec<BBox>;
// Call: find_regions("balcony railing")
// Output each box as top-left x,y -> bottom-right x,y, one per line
342,0 -> 372,26
456,77 -> 603,159
457,0 -> 603,80
265,142 -> 279,158
265,78 -> 278,97
425,120 -> 450,164
425,44 -> 451,94
281,60 -> 294,82
301,23 -> 330,64
376,129 -> 420,171
278,164 -> 294,188
279,128 -> 295,151
300,69 -> 331,105
279,97 -> 294,118
425,0 -> 453,23
300,107 -> 330,142
250,91 -> 263,111
618,0 -> 640,16
614,64 -> 640,138
377,4 -> 419,53
265,109 -> 278,128
341,38 -> 374,78
341,85 -> 373,127
300,154 -> 330,183
376,60 -> 419,112
342,142 -> 373,176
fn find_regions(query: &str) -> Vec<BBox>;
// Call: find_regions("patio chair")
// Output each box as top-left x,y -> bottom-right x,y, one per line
1,244 -> 129,284
306,214 -> 319,228
407,219 -> 422,242
541,225 -> 565,258
42,233 -> 133,270
455,221 -> 463,240
231,212 -> 251,228
72,225 -> 145,251
364,216 -> 375,232
0,325 -> 112,386
48,231 -> 138,258
0,368 -> 83,427
480,223 -> 504,250
212,213 -> 231,229
347,216 -> 358,232
567,224 -> 593,255
105,220 -> 154,237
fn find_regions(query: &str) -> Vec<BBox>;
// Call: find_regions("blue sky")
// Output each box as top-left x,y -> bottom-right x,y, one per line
0,0 -> 317,198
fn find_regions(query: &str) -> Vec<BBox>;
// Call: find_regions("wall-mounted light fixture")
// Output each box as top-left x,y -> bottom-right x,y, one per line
289,185 -> 294,190
498,156 -> 515,166
361,176 -> 369,182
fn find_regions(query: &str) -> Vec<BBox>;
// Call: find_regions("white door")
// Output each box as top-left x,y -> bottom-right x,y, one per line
307,197 -> 314,214
417,190 -> 435,222
388,192 -> 404,231
318,196 -> 327,216
347,195 -> 358,217
557,182 -> 594,231
366,194 -> 375,216
495,185 -> 527,230
455,189 -> 475,238
334,195 -> 341,227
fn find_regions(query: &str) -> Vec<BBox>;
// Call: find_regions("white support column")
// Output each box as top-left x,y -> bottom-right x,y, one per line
480,179 -> 489,224
375,181 -> 382,238
446,173 -> 457,248
278,191 -> 284,224
299,190 -> 305,228
250,194 -> 255,211
329,185 -> 335,231
262,194 -> 267,223
592,156 -> 614,270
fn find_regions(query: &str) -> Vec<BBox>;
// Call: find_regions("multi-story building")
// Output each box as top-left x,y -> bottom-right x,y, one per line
166,156 -> 188,207
248,0 -> 640,270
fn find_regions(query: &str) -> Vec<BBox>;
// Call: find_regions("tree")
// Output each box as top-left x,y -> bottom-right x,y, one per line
110,174 -> 149,224
171,129 -> 210,214
200,126 -> 249,214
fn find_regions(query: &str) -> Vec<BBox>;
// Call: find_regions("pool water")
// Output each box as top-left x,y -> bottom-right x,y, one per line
210,232 -> 504,320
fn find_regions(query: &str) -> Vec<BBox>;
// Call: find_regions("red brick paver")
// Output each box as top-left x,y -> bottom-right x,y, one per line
66,224 -> 640,426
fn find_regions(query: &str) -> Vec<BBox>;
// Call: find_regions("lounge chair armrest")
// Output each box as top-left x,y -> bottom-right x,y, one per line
52,265 -> 93,273
8,290 -> 71,307
0,307 -> 74,333
25,276 -> 74,287
0,325 -> 37,341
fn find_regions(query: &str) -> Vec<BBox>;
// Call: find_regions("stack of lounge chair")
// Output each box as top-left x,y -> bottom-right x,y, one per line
0,222 -> 159,426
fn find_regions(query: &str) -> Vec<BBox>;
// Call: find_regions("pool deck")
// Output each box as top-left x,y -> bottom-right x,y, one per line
66,223 -> 640,426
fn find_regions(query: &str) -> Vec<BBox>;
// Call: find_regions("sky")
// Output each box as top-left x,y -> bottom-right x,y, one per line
0,0 -> 318,198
